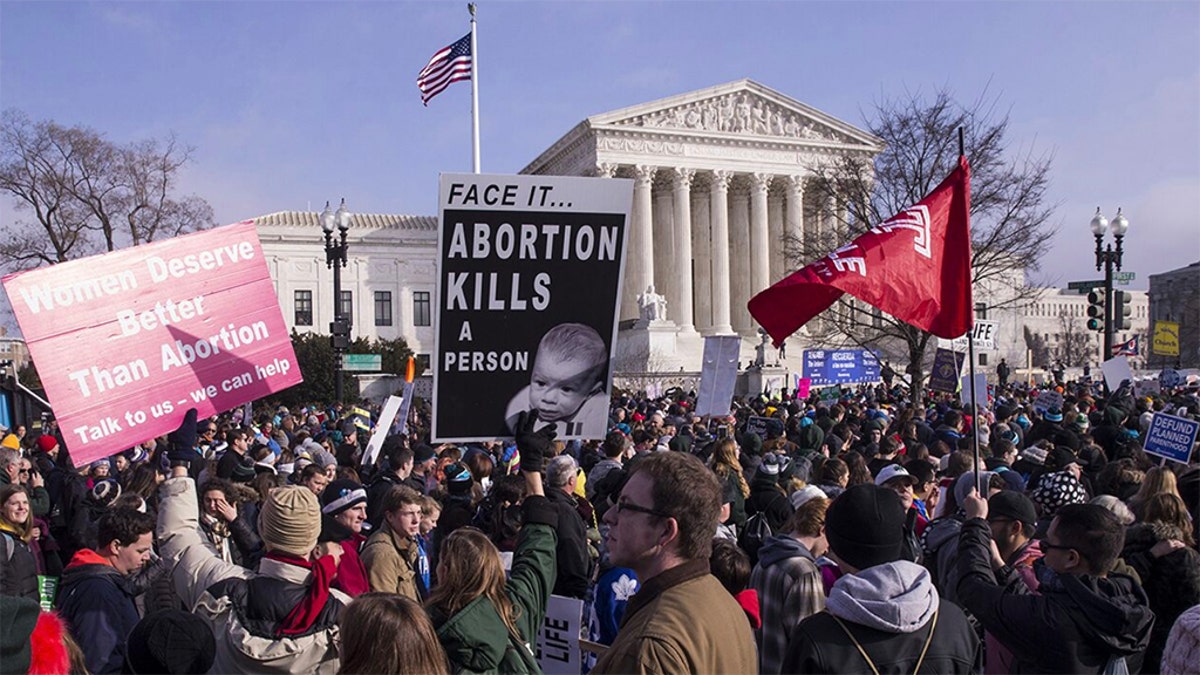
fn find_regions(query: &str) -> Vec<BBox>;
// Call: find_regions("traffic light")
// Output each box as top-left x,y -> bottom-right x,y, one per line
330,318 -> 351,350
1086,289 -> 1106,332
1112,290 -> 1132,331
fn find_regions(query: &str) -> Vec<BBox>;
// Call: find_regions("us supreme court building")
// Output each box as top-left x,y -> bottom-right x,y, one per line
255,80 -> 898,372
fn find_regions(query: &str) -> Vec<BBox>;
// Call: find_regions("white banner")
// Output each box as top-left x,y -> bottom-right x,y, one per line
535,594 -> 585,675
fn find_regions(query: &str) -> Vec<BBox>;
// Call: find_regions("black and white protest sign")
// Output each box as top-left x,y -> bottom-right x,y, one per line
433,174 -> 632,441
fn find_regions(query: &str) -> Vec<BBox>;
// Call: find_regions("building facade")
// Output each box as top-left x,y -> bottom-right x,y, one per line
1019,287 -> 1149,372
1148,261 -> 1200,369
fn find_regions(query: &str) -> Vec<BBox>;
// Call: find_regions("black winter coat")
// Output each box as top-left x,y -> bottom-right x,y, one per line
957,517 -> 1154,673
0,530 -> 39,600
545,487 -> 592,599
1122,521 -> 1200,670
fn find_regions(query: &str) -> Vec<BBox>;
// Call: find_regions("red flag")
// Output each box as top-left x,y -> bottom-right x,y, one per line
749,156 -> 973,345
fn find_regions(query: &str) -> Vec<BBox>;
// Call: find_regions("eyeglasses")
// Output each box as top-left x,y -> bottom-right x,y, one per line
205,428 -> 218,433
17,469 -> 29,475
613,499 -> 670,519
1040,540 -> 1075,553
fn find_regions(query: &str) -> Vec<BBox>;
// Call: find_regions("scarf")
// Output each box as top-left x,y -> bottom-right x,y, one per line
264,551 -> 337,637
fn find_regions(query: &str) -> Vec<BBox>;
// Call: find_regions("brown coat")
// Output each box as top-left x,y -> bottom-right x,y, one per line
593,559 -> 758,675
361,522 -> 423,601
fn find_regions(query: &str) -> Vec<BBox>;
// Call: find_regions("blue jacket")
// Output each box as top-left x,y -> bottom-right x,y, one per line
55,549 -> 140,674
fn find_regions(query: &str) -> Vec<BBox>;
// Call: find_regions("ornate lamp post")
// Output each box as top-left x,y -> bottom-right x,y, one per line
321,199 -> 352,403
1090,207 -> 1129,365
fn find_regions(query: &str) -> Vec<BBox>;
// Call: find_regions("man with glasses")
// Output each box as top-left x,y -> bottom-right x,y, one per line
592,452 -> 756,674
958,493 -> 1154,673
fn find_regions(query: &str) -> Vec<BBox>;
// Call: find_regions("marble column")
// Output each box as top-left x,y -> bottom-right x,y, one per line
749,173 -> 771,308
709,170 -> 733,334
730,184 -> 752,335
768,188 -> 785,284
626,165 -> 656,321
786,175 -> 805,268
652,179 -> 676,316
672,168 -> 695,331
692,184 -> 712,332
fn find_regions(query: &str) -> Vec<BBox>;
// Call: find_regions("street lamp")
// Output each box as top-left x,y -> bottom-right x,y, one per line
1090,206 -> 1129,366
321,198 -> 352,403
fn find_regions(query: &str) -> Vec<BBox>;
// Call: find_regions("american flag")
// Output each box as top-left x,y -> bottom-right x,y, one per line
1111,335 -> 1139,357
417,34 -> 472,105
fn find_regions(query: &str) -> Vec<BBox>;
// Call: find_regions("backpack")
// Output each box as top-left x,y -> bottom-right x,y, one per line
738,511 -> 774,564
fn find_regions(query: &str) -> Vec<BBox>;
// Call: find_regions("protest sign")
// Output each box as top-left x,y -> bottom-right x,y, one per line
1033,390 -> 1064,414
960,373 -> 989,409
535,594 -> 585,675
938,320 -> 998,352
930,348 -> 966,393
695,335 -> 742,417
745,415 -> 772,439
362,394 -> 403,467
1142,413 -> 1199,464
796,376 -> 811,399
1152,320 -> 1180,357
802,349 -> 881,386
819,385 -> 841,401
433,174 -> 633,441
2,221 -> 301,467
1101,355 -> 1134,392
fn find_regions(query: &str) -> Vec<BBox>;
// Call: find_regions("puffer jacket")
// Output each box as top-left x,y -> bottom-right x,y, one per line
1122,521 -> 1200,670
430,494 -> 558,674
957,517 -> 1154,673
157,476 -> 350,674
55,549 -> 141,674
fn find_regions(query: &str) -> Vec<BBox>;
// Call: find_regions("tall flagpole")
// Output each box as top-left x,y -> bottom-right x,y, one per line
959,126 -> 983,497
469,3 -> 480,173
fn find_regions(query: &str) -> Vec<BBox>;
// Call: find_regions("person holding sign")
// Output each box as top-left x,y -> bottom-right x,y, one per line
426,411 -> 559,674
504,323 -> 610,439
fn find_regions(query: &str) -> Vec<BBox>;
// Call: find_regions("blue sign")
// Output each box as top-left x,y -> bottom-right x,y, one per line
802,349 -> 881,386
1143,413 -> 1199,464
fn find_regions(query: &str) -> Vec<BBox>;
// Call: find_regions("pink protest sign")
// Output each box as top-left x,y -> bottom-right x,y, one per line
796,377 -> 812,399
2,221 -> 302,467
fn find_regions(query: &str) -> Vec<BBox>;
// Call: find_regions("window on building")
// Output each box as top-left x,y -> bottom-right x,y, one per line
979,353 -> 988,366
374,291 -> 393,326
413,291 -> 431,327
338,291 -> 353,320
975,302 -> 987,320
294,290 -> 313,326
416,353 -> 431,372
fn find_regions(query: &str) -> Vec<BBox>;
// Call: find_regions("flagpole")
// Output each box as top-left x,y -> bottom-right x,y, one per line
959,127 -> 983,497
469,3 -> 480,173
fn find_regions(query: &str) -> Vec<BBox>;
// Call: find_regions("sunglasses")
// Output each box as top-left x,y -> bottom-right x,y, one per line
1040,541 -> 1075,553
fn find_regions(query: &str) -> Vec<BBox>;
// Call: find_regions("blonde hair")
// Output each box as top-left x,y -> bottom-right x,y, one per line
1129,467 -> 1180,520
426,527 -> 522,641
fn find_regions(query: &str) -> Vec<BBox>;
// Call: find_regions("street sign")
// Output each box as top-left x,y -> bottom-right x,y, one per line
1067,280 -> 1105,292
1115,271 -> 1136,285
343,354 -> 381,372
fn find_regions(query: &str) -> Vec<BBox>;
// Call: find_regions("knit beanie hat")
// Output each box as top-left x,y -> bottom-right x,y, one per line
320,479 -> 367,516
1044,408 -> 1064,423
1,434 -> 19,450
259,486 -> 321,557
90,479 -> 122,507
1030,471 -> 1088,519
825,483 -> 905,570
125,610 -> 216,674
443,462 -> 474,496
36,435 -> 58,454
0,595 -> 39,673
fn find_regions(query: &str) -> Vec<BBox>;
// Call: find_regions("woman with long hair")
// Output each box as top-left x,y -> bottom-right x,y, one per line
0,484 -> 39,599
425,417 -> 558,673
1128,466 -> 1181,520
1122,492 -> 1200,669
709,438 -> 749,532
338,593 -> 449,675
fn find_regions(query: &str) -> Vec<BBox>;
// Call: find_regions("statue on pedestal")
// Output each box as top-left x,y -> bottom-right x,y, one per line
637,285 -> 668,323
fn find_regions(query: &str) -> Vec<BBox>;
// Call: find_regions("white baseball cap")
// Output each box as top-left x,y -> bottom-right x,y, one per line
875,464 -> 917,487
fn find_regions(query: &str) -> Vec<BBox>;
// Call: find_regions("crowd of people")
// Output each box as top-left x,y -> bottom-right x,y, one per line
1,374 -> 1198,674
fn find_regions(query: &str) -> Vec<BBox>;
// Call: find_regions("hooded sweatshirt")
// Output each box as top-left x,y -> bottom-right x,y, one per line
750,534 -> 825,674
782,560 -> 979,674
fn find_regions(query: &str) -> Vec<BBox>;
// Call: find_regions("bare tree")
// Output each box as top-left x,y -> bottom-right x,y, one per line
1050,310 -> 1092,369
789,88 -> 1057,402
0,109 -> 214,270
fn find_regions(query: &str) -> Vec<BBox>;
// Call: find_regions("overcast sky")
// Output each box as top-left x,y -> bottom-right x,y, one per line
2,1 -> 1197,331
